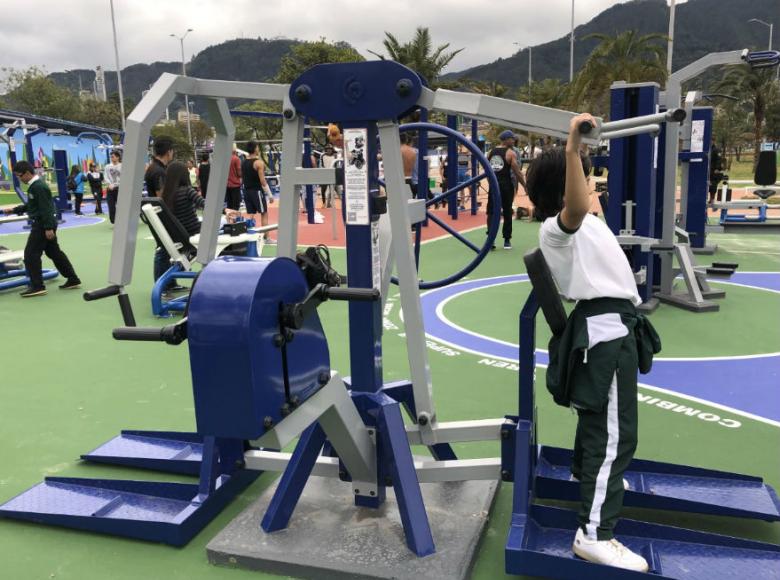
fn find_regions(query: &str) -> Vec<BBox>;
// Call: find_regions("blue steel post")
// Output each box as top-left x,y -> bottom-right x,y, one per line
303,122 -> 315,224
52,149 -> 71,213
344,122 -> 383,393
446,114 -> 458,219
418,108 -> 429,203
470,118 -> 479,215
607,83 -> 659,303
682,107 -> 713,250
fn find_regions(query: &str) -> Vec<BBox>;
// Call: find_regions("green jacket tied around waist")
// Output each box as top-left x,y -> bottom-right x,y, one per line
546,297 -> 662,413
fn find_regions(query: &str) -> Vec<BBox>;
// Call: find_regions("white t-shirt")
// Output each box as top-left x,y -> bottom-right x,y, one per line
539,213 -> 641,306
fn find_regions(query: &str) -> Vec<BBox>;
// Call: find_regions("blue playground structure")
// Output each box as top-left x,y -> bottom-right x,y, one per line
1,61 -> 779,579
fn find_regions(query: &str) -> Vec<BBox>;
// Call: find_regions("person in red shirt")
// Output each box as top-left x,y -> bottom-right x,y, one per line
225,145 -> 242,210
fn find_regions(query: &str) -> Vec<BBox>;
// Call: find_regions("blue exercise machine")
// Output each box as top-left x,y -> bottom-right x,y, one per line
140,196 -> 273,317
503,248 -> 780,579
0,225 -> 59,292
2,61 -> 779,579
600,49 -> 778,312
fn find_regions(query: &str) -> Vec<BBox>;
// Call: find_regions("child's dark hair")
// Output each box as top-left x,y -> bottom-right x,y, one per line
110,149 -> 122,161
200,151 -> 209,162
526,147 -> 591,221
12,160 -> 34,176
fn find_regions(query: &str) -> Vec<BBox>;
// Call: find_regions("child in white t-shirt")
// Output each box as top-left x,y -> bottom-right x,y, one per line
525,114 -> 660,572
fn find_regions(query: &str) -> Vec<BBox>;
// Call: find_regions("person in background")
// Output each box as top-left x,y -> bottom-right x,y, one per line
67,165 -> 86,216
225,145 -> 242,211
487,130 -> 525,249
400,133 -> 419,197
3,161 -> 81,297
197,152 -> 210,198
320,145 -> 338,207
105,150 -> 122,224
144,136 -> 174,198
86,163 -> 104,215
187,159 -> 198,189
242,140 -> 274,242
708,137 -> 724,204
160,161 -> 206,237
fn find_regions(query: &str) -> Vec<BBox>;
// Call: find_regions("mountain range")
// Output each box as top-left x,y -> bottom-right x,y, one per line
48,0 -> 777,107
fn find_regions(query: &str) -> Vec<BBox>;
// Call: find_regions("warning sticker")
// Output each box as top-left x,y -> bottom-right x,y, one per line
343,128 -> 370,225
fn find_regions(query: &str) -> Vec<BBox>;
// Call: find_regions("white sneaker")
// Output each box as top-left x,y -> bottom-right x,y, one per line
570,474 -> 631,491
572,528 -> 649,572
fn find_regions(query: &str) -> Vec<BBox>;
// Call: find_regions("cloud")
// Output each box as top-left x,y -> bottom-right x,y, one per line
3,0 -> 661,75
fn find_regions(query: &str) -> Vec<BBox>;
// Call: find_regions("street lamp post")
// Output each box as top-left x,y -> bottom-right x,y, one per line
570,0 -> 575,82
667,0 -> 676,76
171,29 -> 194,153
108,0 -> 126,132
748,18 -> 777,80
513,43 -> 532,103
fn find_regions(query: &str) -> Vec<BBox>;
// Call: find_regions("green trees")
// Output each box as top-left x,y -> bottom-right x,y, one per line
1,67 -> 81,120
368,27 -> 463,87
275,39 -> 364,83
714,65 -> 779,166
569,31 -> 668,115
1,67 -> 125,130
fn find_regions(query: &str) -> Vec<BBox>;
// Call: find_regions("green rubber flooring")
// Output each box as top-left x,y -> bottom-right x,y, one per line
0,216 -> 778,579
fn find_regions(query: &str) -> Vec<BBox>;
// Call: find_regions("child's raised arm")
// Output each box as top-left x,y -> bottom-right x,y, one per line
560,113 -> 597,231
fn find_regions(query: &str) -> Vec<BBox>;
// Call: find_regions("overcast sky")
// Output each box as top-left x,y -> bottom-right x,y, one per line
4,0 -> 684,75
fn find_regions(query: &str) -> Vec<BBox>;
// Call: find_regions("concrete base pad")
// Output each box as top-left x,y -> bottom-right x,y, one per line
207,476 -> 500,580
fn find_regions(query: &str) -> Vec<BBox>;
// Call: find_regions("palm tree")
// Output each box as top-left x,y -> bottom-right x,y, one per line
570,30 -> 668,116
368,27 -> 464,87
528,79 -> 571,109
459,78 -> 509,98
714,64 -> 779,168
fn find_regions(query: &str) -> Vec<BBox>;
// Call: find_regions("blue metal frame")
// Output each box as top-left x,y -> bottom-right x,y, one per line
607,83 -> 659,303
504,284 -> 780,578
0,265 -> 58,291
681,108 -> 713,248
391,122 -> 501,290
151,264 -> 196,317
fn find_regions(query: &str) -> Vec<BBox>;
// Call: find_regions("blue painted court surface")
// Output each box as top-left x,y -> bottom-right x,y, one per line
420,272 -> 780,426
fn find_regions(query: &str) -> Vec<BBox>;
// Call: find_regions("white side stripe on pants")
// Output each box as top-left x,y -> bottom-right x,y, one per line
586,372 -> 619,540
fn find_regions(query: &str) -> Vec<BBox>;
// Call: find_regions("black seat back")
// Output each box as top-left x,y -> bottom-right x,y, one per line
755,150 -> 777,187
523,248 -> 567,336
140,196 -> 197,258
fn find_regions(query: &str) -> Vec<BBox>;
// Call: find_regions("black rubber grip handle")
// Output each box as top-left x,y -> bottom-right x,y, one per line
84,285 -> 121,301
112,327 -> 165,341
669,108 -> 687,123
325,287 -> 380,301
578,120 -> 594,134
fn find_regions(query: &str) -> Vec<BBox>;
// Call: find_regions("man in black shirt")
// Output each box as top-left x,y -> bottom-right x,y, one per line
144,136 -> 179,291
144,137 -> 174,197
487,130 -> 525,249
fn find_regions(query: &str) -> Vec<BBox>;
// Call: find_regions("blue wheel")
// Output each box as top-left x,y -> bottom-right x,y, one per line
391,122 -> 501,290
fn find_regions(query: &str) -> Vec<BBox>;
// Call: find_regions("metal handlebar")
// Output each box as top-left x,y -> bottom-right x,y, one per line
83,285 -> 121,301
112,319 -> 188,345
325,287 -> 380,301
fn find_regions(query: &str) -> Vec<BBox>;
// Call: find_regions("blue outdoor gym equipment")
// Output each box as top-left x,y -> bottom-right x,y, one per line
1,61 -> 779,579
502,248 -> 780,579
0,237 -> 59,292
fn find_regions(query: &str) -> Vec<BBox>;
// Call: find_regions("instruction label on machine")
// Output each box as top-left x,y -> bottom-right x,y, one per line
690,120 -> 705,154
343,128 -> 370,225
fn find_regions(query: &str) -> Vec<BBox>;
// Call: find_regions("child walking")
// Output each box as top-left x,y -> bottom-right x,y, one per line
3,161 -> 81,297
